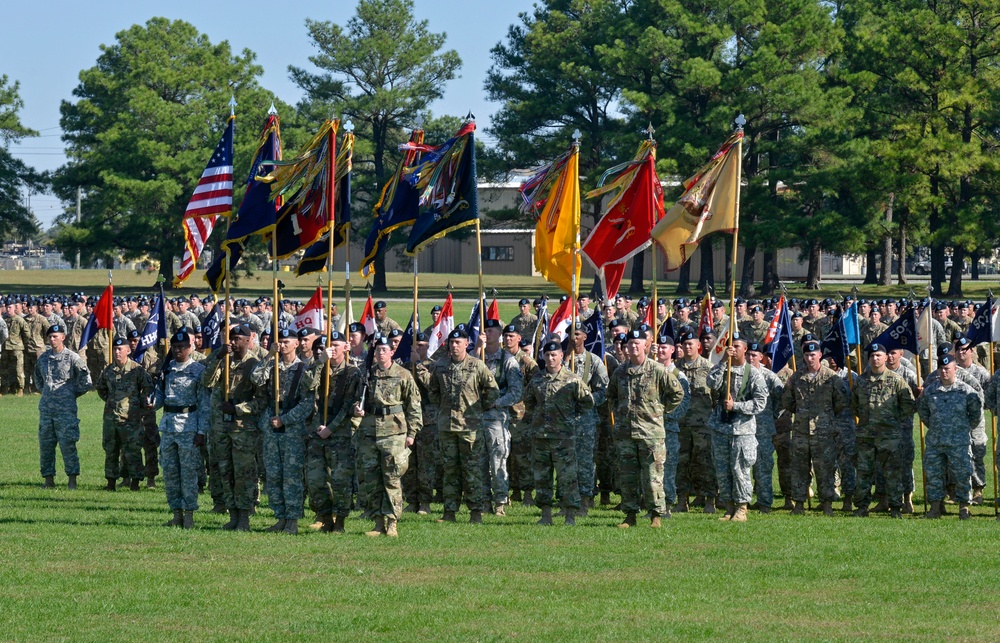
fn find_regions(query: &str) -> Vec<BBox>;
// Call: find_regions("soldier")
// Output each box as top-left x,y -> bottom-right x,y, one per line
502,323 -> 538,506
739,305 -> 769,345
707,335 -> 768,522
23,300 -> 50,393
95,335 -> 153,492
352,335 -> 422,537
201,324 -> 263,532
62,298 -> 87,353
348,322 -> 368,368
934,302 -> 961,343
953,334 -> 990,505
35,324 -> 92,489
920,352 -> 981,519
251,328 -> 317,535
850,343 -> 916,518
1,300 -> 27,395
747,342 -> 784,513
373,301 -> 401,336
481,318 -> 523,515
564,321 -> 608,514
676,329 -> 717,513
711,300 -> 729,337
779,339 -> 849,516
607,329 -> 685,528
428,328 -> 499,524
86,325 -> 111,389
523,340 -> 593,526
511,299 -> 540,345
655,334 -> 690,514
129,330 -> 162,488
403,332 -> 440,515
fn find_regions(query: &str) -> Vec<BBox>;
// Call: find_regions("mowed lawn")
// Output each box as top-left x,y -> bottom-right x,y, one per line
4,396 -> 1000,640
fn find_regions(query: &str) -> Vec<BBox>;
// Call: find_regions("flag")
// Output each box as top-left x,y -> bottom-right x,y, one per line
698,293 -> 714,338
658,317 -> 675,341
916,305 -> 933,355
640,302 -> 655,330
337,297 -> 354,334
843,301 -> 860,346
175,117 -> 235,288
651,131 -> 742,271
133,288 -> 167,361
548,297 -> 574,342
872,307 -> 918,353
966,297 -> 993,346
393,314 -> 418,363
522,145 -> 580,295
427,293 -> 454,356
292,287 -> 325,334
706,318 -> 730,365
404,122 -> 479,255
362,130 -> 424,276
202,304 -> 225,352
533,298 -> 550,353
467,302 -> 482,348
358,296 -> 376,337
821,309 -> 850,369
768,301 -> 794,373
583,314 -> 605,358
80,284 -> 114,348
204,242 -> 242,295
295,131 -> 354,276
602,263 -> 627,300
583,140 -> 663,296
487,298 -> 500,322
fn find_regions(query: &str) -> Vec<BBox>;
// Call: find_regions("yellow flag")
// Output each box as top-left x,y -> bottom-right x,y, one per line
652,132 -> 742,271
534,147 -> 581,295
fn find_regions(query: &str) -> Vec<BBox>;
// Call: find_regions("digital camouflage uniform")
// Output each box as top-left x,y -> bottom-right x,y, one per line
607,358 -> 685,517
428,354 -> 499,514
86,329 -> 111,388
481,347 -> 523,507
375,316 -> 402,337
36,346 -> 91,477
507,349 -> 538,496
1,312 -> 27,393
707,361 -> 768,506
919,378 -> 981,504
510,312 -> 539,341
958,363 -> 990,492
835,370 -> 859,503
23,312 -> 49,392
139,350 -> 163,480
62,313 -> 86,353
779,364 -> 849,504
753,365 -> 784,508
154,358 -> 210,511
95,358 -> 153,481
677,355 -> 716,502
404,359 -> 440,506
522,364 -> 594,510
851,368 -> 915,510
738,319 -> 769,346
662,363 -> 690,505
564,349 -> 608,501
307,359 -> 361,518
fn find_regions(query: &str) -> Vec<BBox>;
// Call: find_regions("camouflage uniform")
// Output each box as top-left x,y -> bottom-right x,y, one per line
375,316 -> 402,337
154,358 -> 210,511
95,359 -> 153,481
357,361 -> 422,519
564,349 -> 608,501
1,312 -> 26,393
738,319 -> 769,346
511,312 -> 539,341
677,355 -> 716,503
35,346 -> 92,477
428,355 -> 499,514
707,362 -> 768,506
851,369 -> 916,510
139,350 -> 163,480
595,353 -> 620,497
926,366 -> 986,491
113,313 -> 136,340
62,313 -> 86,353
23,312 -> 49,392
481,347 -> 523,507
232,313 -> 265,336
607,358 -> 684,517
835,370 -> 859,502
662,363 -> 690,505
251,354 -> 317,521
404,359 -> 440,506
779,365 -> 849,503
753,366 -> 784,508
86,329 -> 111,387
202,349 -> 264,512
522,364 -> 594,510
306,359 -> 361,518
507,349 -> 538,496
919,377 -> 981,504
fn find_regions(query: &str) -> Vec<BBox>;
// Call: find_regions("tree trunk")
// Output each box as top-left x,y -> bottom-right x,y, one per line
946,245 -> 964,297
761,250 -> 779,296
629,252 -> 646,294
696,240 -> 715,293
897,215 -> 907,285
724,240 -> 733,290
806,240 -> 822,290
864,248 -> 879,284
970,251 -> 980,281
739,245 -> 756,298
372,247 -> 388,293
675,259 -> 691,295
880,195 -> 893,286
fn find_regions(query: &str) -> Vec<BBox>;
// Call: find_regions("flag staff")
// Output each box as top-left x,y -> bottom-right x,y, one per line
343,119 -> 354,331
106,270 -> 114,368
571,128 -> 581,370
988,290 -> 998,516
914,292 -> 929,513
646,123 -> 658,356
725,114 -> 746,398
471,114 -> 486,360
223,94 -> 237,402
852,285 -> 863,374
320,118 -> 340,424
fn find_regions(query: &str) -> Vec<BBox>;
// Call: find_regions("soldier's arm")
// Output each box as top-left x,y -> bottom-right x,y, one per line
606,370 -> 619,410
33,356 -> 44,391
666,375 -> 691,421
200,349 -> 225,388
831,376 -> 849,416
769,374 -> 785,420
480,362 -> 500,407
329,368 -> 361,429
138,367 -> 154,402
968,389 -> 984,429
95,369 -> 110,401
522,376 -> 538,423
897,379 -> 916,423
916,388 -> 930,426
849,381 -> 861,419
779,376 -> 797,414
402,373 -> 423,439
589,358 -> 609,407
660,370 -> 685,414
734,371 -> 768,416
249,356 -> 273,387
427,363 -> 442,407
987,374 -> 1000,415
493,358 -> 523,409
705,361 -> 726,393
196,380 -> 211,435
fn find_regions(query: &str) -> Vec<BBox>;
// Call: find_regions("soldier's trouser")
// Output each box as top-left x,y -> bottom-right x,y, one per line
853,433 -> 903,509
143,425 -> 160,479
676,424 -> 694,498
712,432 -> 757,505
575,413 -> 597,498
481,412 -> 511,505
508,419 -> 532,492
791,431 -> 838,503
103,419 -> 143,480
439,430 -> 485,513
662,431 -> 680,505
306,434 -> 354,517
358,432 -> 408,519
596,416 -> 616,493
773,430 -> 792,499
753,429 -> 776,508
160,431 -> 200,511
971,441 -> 987,489
901,424 -> 916,493
925,443 -> 973,503
402,428 -> 436,505
836,420 -> 857,498
263,428 -> 305,520
203,434 -> 223,503
532,436 -> 579,509
617,436 -> 667,516
24,350 -> 39,391
215,426 -> 259,511
38,411 -> 80,477
0,349 -> 24,391
693,425 -> 717,498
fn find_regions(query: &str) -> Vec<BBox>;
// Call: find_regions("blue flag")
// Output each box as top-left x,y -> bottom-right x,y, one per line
202,304 -> 225,352
821,308 -> 850,369
965,297 -> 993,347
134,289 -> 167,361
658,317 -> 675,342
583,314 -> 605,358
768,302 -> 794,373
872,306 -> 918,352
843,301 -> 860,346
361,130 -> 424,276
393,314 -> 418,363
466,302 -> 482,348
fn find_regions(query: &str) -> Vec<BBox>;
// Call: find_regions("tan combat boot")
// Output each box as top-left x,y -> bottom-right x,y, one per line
182,510 -> 194,529
537,506 -> 553,526
618,512 -> 637,529
959,503 -> 971,520
719,501 -> 735,521
222,509 -> 239,530
650,515 -> 661,528
385,516 -> 399,537
703,497 -> 716,514
923,500 -> 942,519
494,504 -> 506,517
365,516 -> 385,536
522,490 -> 535,507
265,519 -> 287,532
308,514 -> 325,530
731,504 -> 748,522
164,509 -> 183,527
972,488 -> 984,506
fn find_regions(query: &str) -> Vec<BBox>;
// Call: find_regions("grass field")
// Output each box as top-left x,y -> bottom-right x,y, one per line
4,392 -> 1000,640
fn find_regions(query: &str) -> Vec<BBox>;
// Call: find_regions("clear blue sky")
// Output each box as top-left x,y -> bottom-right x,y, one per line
3,0 -> 535,227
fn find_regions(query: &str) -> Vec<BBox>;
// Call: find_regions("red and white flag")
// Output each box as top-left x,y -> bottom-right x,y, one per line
427,294 -> 455,355
765,295 -> 786,344
359,296 -> 377,337
707,318 -> 731,365
293,287 -> 325,333
548,297 -> 574,342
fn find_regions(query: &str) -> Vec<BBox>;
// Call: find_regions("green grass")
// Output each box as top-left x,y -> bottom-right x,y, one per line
3,393 -> 1000,640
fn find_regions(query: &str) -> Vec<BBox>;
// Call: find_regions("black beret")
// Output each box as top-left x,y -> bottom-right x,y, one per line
329,330 -> 347,343
731,332 -> 748,345
940,353 -> 954,366
542,340 -> 562,353
792,311 -> 803,319
518,338 -> 531,348
348,322 -> 365,334
388,328 -> 404,338
658,335 -> 674,346
747,341 -> 763,353
503,324 -> 519,335
867,342 -> 886,354
484,318 -> 502,329
518,299 -> 529,306
627,329 -> 647,341
712,300 -> 725,309
112,335 -> 128,347
374,300 -> 387,310
298,327 -> 321,338
449,328 -> 469,340
803,340 -> 821,353
415,332 -> 429,342
46,324 -> 65,335
127,329 -> 140,339
432,305 -> 443,313
373,335 -> 391,347
614,332 -> 628,343
700,328 -> 716,339
677,330 -> 696,342
276,328 -> 298,340
657,298 -> 667,305
937,342 -> 953,357
170,330 -> 190,344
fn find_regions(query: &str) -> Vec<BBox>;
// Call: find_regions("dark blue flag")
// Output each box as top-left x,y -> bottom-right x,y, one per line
821,308 -> 850,369
295,132 -> 354,277
965,297 -> 994,347
393,314 -> 418,363
768,302 -> 794,374
583,314 -> 605,358
134,288 -> 167,361
872,306 -> 918,352
657,317 -> 675,342
361,130 -> 424,276
466,302 -> 482,348
202,304 -> 225,352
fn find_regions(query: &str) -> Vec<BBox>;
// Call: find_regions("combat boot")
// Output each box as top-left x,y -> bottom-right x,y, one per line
222,509 -> 239,530
618,512 -> 637,528
385,516 -> 399,537
650,515 -> 661,528
432,490 -> 443,503
842,498 -> 853,513
67,475 -> 77,490
959,503 -> 971,520
211,501 -> 227,514
923,501 -> 942,519
578,497 -> 590,518
674,497 -> 689,513
403,502 -> 418,513
703,497 -> 716,514
732,504 -> 748,523
164,509 -> 183,527
365,516 -> 385,537
537,506 -> 553,526
662,508 -> 672,519
265,519 -> 287,532
523,490 -> 535,507
873,496 -> 889,513
332,515 -> 346,533
129,478 -> 140,491
146,476 -> 156,489
759,505 -> 772,515
235,510 -> 251,532
889,507 -> 902,519
42,476 -> 54,488
308,514 -> 324,530
564,510 -> 576,526
719,501 -> 735,522
104,477 -> 117,492
417,503 -> 431,515
791,501 -> 805,516
511,489 -> 523,502
693,494 -> 705,508
469,511 -> 483,524
283,520 -> 298,535
902,493 -> 914,514
313,514 -> 331,531
972,488 -> 984,506
182,510 -> 194,529
852,504 -> 869,517
15,388 -> 23,397
781,497 -> 794,511
821,501 -> 834,517
437,511 -> 457,523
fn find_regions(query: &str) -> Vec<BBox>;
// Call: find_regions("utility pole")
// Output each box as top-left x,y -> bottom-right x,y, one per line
75,187 -> 81,270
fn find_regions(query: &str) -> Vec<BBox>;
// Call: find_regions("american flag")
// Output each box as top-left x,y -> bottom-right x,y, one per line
174,118 -> 235,287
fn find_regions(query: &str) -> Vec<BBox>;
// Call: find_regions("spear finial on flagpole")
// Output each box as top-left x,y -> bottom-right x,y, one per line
646,123 -> 655,141
268,102 -> 277,116
229,94 -> 237,117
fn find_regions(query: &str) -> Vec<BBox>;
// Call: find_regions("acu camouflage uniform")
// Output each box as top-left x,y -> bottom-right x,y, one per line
564,349 -> 608,500
1,312 -> 27,392
926,365 -> 986,491
507,349 -> 539,496
23,311 -> 49,392
36,346 -> 92,478
95,358 -> 153,481
595,353 -> 620,497
154,358 -> 210,511
481,347 -> 523,506
662,363 -> 691,505
677,354 -> 716,502
307,359 -> 361,518
404,359 -> 441,506
707,361 -> 768,506
851,368 -> 915,510
752,365 -> 784,509
919,377 -> 981,503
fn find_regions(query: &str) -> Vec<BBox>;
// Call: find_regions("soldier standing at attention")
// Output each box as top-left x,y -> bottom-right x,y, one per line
523,340 -> 593,526
403,332 -> 440,515
154,330 -> 210,529
919,352 -> 981,520
373,301 -> 401,336
251,328 -> 317,535
676,329 -> 717,513
2,299 -> 27,395
511,299 -> 539,340
36,324 -> 91,489
480,318 -> 522,516
850,343 -> 916,519
428,328 -> 499,524
779,339 -> 849,516
707,334 -> 768,522
655,334 -> 690,516
353,335 -> 422,537
563,322 -> 608,516
201,324 -> 263,532
95,336 -> 153,492
746,342 -> 784,513
23,299 -> 50,393
607,328 -> 685,528
502,323 -> 538,507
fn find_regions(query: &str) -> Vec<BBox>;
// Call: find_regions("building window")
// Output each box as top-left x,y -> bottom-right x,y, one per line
482,246 -> 514,261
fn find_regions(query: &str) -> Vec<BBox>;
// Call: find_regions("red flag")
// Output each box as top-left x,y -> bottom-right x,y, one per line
641,301 -> 655,329
293,287 -> 325,333
548,297 -> 573,341
487,298 -> 500,322
698,293 -> 714,338
603,263 -> 626,300
765,296 -> 785,344
80,283 -> 113,348
359,296 -> 377,336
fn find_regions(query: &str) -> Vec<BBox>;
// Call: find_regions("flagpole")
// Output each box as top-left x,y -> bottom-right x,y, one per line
989,292 -> 998,516
913,311 -> 927,514
412,256 -> 419,377
475,217 -> 487,360
321,119 -> 340,424
223,95 -> 237,403
107,270 -> 113,367
647,125 -> 657,357
571,130 -> 581,370
726,115 -> 746,398
852,286 -> 863,375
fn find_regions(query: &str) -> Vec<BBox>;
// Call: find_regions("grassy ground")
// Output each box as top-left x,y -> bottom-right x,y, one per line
3,393 -> 1000,640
